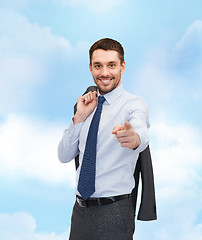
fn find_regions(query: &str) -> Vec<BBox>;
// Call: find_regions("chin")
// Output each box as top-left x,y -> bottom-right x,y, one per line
94,79 -> 120,94
98,86 -> 113,95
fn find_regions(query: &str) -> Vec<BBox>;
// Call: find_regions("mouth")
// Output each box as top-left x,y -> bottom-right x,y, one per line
99,78 -> 113,85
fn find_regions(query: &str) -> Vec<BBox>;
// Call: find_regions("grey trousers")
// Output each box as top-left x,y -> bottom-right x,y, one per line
69,197 -> 135,240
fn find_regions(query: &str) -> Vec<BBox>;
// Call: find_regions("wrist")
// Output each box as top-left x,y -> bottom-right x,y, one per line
133,133 -> 140,149
73,113 -> 86,125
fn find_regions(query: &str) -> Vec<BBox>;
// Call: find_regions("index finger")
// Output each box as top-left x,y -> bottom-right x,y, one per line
112,125 -> 125,134
92,91 -> 98,100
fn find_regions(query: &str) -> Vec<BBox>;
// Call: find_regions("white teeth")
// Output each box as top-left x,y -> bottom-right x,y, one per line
100,79 -> 111,82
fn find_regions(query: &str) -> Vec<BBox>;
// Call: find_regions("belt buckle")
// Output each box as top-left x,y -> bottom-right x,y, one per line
97,198 -> 101,206
76,197 -> 86,207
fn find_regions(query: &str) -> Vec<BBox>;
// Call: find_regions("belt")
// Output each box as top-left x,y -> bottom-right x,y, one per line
76,194 -> 131,207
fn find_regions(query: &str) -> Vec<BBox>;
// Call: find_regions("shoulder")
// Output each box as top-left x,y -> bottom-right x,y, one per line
122,88 -> 149,111
84,86 -> 98,94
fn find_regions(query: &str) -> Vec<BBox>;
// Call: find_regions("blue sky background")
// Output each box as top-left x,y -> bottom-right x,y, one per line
0,0 -> 202,239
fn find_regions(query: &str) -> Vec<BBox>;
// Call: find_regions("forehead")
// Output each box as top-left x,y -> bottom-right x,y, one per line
91,49 -> 120,63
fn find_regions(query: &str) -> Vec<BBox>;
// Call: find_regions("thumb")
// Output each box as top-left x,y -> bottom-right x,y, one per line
124,121 -> 133,130
92,91 -> 98,100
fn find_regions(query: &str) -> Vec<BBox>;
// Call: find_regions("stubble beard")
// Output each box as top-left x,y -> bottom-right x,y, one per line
94,75 -> 121,95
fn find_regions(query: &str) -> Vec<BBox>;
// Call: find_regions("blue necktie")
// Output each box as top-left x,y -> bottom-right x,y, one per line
78,96 -> 106,200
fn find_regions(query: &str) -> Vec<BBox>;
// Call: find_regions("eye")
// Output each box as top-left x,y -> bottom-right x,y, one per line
94,65 -> 101,69
109,64 -> 116,68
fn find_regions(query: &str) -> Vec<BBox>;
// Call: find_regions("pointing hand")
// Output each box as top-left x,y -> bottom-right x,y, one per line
112,121 -> 140,149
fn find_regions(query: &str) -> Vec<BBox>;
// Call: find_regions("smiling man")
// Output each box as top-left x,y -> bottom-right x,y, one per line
58,38 -> 150,240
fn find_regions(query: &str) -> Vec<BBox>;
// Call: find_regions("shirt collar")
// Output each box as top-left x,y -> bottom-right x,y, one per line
98,84 -> 124,105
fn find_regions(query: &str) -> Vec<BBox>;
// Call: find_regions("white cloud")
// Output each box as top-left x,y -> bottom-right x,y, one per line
175,20 -> 202,53
0,114 -> 75,186
134,122 -> 202,240
53,0 -> 129,13
173,20 -> 202,81
0,56 -> 44,114
0,9 -> 87,115
133,49 -> 174,102
133,20 -> 202,105
0,9 -> 72,55
151,122 -> 202,190
0,212 -> 68,240
0,9 -> 72,66
126,21 -> 202,239
1,0 -> 130,13
0,0 -> 30,11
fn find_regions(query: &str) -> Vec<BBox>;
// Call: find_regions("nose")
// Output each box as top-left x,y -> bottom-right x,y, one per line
101,66 -> 109,77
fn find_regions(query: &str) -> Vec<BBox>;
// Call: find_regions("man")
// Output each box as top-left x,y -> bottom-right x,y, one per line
58,38 -> 150,240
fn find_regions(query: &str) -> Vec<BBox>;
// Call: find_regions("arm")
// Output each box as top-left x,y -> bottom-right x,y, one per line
112,97 -> 149,152
58,120 -> 83,163
58,91 -> 98,163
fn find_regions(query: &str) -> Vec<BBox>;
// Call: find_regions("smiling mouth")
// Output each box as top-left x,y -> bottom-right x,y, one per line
99,78 -> 113,83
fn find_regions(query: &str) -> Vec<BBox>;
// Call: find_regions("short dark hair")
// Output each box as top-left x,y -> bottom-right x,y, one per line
89,38 -> 124,65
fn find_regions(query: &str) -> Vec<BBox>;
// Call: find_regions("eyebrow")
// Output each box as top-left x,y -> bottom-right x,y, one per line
93,61 -> 117,65
93,62 -> 101,65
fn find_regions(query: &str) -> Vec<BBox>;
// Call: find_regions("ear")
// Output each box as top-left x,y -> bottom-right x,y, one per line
89,63 -> 92,74
121,61 -> 126,74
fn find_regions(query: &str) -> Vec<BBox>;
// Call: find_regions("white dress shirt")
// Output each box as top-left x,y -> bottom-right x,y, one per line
58,84 -> 150,198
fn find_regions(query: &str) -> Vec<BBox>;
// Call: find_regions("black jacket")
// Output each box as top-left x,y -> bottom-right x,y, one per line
74,86 -> 157,221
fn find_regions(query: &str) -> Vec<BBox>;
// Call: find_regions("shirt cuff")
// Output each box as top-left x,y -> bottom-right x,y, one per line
134,128 -> 149,153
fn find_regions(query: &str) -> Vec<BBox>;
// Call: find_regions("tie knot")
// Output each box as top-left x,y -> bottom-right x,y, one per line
98,96 -> 106,105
